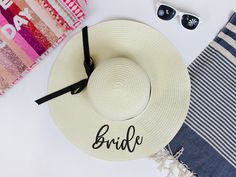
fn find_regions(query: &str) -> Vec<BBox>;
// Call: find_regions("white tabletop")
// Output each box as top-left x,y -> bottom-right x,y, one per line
0,0 -> 235,177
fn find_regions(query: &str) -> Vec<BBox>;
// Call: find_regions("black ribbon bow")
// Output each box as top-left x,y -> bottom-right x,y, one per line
35,27 -> 94,105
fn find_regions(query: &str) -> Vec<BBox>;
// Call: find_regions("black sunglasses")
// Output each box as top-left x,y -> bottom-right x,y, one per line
156,3 -> 201,30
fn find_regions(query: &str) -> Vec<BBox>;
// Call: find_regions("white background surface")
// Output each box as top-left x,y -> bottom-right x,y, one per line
0,0 -> 236,177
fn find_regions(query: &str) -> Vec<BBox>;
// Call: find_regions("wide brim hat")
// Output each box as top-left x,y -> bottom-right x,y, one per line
47,20 -> 190,161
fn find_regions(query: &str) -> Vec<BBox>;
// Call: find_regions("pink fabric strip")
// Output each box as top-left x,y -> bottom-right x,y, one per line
0,45 -> 27,74
0,14 -> 39,61
0,0 -> 87,95
0,64 -> 16,83
0,30 -> 34,67
15,0 -> 59,45
25,0 -> 64,37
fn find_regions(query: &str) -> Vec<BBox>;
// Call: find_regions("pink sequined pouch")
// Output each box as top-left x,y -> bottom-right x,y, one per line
0,0 -> 87,95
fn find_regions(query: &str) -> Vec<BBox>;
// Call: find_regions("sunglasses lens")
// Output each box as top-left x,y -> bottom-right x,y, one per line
181,14 -> 200,30
157,5 -> 176,20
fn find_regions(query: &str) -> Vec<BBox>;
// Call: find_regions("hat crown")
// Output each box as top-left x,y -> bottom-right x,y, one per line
87,57 -> 151,121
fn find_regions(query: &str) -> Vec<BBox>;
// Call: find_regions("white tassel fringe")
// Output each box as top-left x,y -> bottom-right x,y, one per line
150,146 -> 196,177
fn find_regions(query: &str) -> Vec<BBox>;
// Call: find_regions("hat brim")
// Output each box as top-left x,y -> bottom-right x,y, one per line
48,20 -> 190,161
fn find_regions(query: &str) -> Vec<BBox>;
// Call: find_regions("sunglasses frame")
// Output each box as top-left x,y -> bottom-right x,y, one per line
156,2 -> 201,30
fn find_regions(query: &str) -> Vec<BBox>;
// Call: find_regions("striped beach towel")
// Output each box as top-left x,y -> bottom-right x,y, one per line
152,13 -> 236,177
0,0 -> 87,95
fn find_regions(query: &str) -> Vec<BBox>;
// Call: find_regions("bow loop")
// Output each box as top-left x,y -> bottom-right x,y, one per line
71,79 -> 88,95
84,57 -> 94,76
36,26 -> 93,105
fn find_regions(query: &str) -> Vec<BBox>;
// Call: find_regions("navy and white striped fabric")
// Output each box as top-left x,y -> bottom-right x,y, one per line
167,13 -> 236,177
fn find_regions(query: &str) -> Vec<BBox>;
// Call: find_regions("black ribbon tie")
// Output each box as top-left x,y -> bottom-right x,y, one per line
35,26 -> 94,105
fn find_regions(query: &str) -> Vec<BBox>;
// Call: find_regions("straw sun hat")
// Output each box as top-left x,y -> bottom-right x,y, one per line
36,20 -> 190,161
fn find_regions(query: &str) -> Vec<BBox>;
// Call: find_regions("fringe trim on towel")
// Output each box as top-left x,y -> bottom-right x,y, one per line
150,146 -> 197,177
